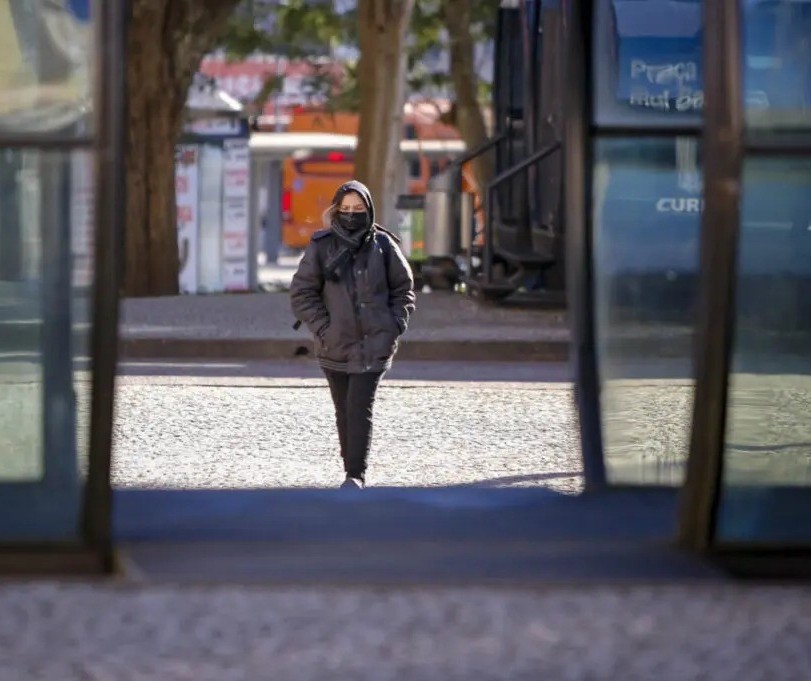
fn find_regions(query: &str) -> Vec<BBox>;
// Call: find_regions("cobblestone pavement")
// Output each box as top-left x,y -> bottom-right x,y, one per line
7,357 -> 809,491
110,359 -> 811,491
0,367 -> 41,480
602,373 -> 811,486
1,582 -> 811,681
111,361 -> 583,492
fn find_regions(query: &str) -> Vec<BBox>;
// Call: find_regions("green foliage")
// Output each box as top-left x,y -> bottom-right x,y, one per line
222,17 -> 276,60
218,0 -> 494,111
222,1 -> 355,61
272,0 -> 355,57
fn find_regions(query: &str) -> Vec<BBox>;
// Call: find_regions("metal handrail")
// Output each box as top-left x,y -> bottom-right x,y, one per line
482,141 -> 562,283
446,131 -> 510,254
449,131 -> 508,171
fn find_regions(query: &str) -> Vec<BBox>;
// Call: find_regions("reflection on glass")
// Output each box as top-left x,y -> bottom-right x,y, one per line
718,157 -> 811,543
593,0 -> 811,130
593,137 -> 702,484
0,148 -> 42,480
0,147 -> 91,540
70,149 -> 94,475
593,0 -> 704,127
0,0 -> 93,135
744,0 -> 811,128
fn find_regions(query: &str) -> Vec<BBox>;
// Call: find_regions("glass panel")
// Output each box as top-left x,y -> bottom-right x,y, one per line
743,0 -> 811,129
593,137 -> 702,484
593,0 -> 704,128
0,148 -> 42,479
0,147 -> 93,541
70,149 -> 94,477
593,0 -> 811,130
0,0 -> 94,136
717,156 -> 811,543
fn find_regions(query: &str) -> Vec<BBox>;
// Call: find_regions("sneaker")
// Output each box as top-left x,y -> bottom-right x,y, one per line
340,476 -> 365,490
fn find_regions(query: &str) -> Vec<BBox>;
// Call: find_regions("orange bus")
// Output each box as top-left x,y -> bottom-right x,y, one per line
279,145 -> 467,249
275,105 -> 474,249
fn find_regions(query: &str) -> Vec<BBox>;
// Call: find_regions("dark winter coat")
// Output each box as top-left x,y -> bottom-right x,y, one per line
290,225 -> 416,373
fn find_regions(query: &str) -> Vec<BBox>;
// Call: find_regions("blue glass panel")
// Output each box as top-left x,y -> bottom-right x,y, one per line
594,0 -> 704,127
67,0 -> 91,22
0,147 -> 92,541
593,137 -> 702,484
613,0 -> 703,112
594,0 -> 811,128
743,0 -> 811,127
717,156 -> 811,543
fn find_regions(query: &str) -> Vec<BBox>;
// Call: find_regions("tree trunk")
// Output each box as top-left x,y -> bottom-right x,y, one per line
442,0 -> 493,200
354,0 -> 415,228
125,0 -> 240,297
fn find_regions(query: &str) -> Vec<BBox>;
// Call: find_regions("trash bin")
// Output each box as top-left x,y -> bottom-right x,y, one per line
424,170 -> 460,258
420,170 -> 468,290
395,194 -> 425,289
395,194 -> 426,260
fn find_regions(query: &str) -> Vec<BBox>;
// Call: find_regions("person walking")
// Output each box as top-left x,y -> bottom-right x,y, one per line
290,180 -> 416,489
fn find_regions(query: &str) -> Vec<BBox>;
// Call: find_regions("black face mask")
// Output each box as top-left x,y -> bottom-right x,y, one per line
336,211 -> 370,232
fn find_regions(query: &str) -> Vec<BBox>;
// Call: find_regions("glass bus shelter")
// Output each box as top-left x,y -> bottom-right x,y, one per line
0,0 -> 809,579
0,0 -> 124,572
565,0 -> 811,572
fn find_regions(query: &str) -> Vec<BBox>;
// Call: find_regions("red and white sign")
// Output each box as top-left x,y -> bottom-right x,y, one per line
175,145 -> 200,293
222,260 -> 250,292
221,139 -> 250,290
198,53 -> 344,114
223,199 -> 249,259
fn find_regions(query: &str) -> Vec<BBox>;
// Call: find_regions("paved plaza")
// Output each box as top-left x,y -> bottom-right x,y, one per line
110,360 -> 582,492
1,582 -> 810,681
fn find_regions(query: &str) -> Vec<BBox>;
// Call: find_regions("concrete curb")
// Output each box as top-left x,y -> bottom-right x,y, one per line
119,337 -> 572,363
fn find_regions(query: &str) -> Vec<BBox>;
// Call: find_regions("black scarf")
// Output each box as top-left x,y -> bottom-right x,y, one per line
323,220 -> 374,281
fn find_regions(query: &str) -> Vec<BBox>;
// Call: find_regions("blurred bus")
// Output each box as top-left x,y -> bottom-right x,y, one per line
250,132 -> 468,250
265,104 -> 474,249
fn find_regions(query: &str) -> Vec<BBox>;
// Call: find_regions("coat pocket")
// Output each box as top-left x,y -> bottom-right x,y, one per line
369,327 -> 398,362
319,323 -> 352,362
315,323 -> 333,356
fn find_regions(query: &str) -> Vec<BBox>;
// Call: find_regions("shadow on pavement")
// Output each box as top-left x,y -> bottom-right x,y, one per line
448,472 -> 583,488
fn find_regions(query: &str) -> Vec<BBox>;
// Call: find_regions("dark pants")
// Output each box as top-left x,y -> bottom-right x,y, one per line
323,369 -> 384,480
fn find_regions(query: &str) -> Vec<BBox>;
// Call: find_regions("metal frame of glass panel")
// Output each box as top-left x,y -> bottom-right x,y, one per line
677,0 -> 745,552
563,0 -> 606,491
0,0 -> 124,573
566,0 -> 712,495
678,0 -> 811,574
565,0 -> 705,492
